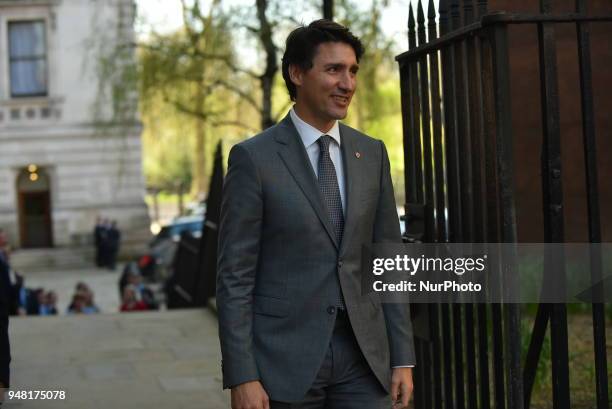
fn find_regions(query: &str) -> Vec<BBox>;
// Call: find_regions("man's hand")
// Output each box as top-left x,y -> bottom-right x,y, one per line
391,367 -> 414,409
231,380 -> 270,409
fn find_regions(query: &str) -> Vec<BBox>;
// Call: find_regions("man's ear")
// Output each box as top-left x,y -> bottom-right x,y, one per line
288,64 -> 303,87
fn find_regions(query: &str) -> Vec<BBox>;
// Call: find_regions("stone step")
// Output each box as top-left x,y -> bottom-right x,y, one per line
10,246 -> 96,273
10,230 -> 153,273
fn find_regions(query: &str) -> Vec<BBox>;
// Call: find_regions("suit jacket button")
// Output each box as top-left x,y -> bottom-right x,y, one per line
327,306 -> 336,315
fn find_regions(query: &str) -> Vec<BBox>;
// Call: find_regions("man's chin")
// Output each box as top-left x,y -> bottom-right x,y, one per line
329,108 -> 349,120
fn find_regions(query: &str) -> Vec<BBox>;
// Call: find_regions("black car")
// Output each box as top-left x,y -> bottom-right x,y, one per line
149,216 -> 204,248
141,216 -> 204,281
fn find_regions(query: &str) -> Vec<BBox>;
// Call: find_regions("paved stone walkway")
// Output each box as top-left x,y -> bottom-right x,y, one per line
5,309 -> 229,408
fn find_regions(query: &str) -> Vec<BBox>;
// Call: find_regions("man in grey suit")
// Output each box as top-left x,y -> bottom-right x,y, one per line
217,19 -> 415,409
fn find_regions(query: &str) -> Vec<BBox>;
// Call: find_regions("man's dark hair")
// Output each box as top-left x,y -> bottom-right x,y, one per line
282,19 -> 364,101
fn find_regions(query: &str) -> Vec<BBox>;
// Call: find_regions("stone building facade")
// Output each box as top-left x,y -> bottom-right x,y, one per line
0,0 -> 149,253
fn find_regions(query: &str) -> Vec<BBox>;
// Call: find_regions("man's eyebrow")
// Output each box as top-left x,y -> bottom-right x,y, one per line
324,63 -> 360,71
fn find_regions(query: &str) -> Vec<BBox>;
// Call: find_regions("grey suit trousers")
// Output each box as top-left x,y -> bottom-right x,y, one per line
270,310 -> 389,409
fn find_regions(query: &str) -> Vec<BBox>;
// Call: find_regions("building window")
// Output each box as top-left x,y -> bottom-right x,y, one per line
8,20 -> 48,97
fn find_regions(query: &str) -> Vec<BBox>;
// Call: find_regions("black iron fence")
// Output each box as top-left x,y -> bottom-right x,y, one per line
396,0 -> 610,408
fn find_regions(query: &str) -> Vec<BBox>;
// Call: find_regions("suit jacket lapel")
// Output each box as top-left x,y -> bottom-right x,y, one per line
339,123 -> 362,256
275,114 -> 340,250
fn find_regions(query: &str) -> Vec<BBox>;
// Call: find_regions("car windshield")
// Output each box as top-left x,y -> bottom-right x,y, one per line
169,222 -> 202,236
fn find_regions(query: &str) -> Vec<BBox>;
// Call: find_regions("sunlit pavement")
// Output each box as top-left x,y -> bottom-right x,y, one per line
6,309 -> 229,409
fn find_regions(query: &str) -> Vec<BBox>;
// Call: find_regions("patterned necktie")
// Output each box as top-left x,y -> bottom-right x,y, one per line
317,135 -> 345,308
317,135 -> 344,245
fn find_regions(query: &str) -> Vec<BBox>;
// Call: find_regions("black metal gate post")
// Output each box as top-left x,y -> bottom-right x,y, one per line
487,22 -> 522,409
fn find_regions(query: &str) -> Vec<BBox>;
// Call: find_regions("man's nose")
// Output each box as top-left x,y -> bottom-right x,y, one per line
338,71 -> 355,93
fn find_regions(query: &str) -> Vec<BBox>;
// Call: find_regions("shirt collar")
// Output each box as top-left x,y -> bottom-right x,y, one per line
289,107 -> 341,148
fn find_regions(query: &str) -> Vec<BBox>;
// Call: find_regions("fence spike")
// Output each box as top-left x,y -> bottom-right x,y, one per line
408,4 -> 416,50
417,0 -> 426,46
428,0 -> 438,40
428,0 -> 437,20
417,0 -> 426,25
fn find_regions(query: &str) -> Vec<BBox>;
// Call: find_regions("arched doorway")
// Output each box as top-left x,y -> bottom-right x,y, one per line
17,165 -> 53,248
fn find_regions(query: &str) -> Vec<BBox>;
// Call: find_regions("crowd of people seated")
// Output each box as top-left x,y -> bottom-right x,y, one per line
1,228 -> 101,316
1,227 -> 161,316
4,275 -> 99,316
24,288 -> 58,316
4,269 -> 158,316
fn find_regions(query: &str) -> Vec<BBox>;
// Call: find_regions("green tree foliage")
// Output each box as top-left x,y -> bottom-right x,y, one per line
141,92 -> 194,192
95,0 -> 407,203
139,0 -> 241,197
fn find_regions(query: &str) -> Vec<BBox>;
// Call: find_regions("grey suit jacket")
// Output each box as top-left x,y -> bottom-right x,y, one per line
217,113 -> 415,402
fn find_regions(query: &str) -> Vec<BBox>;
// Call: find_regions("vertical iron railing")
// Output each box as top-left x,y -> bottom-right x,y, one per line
396,1 -> 610,408
575,2 -> 609,409
535,2 -> 571,409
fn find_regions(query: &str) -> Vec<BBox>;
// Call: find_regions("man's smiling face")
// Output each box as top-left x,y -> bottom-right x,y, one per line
290,41 -> 359,132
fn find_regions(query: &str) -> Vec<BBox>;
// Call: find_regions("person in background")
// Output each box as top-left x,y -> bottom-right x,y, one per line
0,230 -> 11,310
0,231 -> 10,400
24,288 -> 58,316
75,282 -> 88,293
40,291 -> 58,316
67,292 -> 86,314
0,229 -> 20,316
13,274 -> 27,317
81,289 -> 100,314
120,285 -> 148,312
118,262 -> 139,299
26,288 -> 45,315
94,216 -> 105,267
99,218 -> 111,269
76,282 -> 100,314
125,270 -> 157,310
0,229 -> 9,262
107,221 -> 121,271
68,283 -> 100,314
